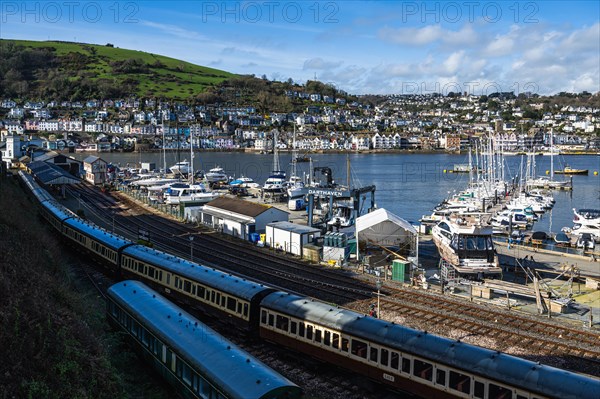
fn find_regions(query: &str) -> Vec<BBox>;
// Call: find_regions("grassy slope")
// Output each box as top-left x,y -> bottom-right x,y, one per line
0,174 -> 169,398
2,39 -> 235,99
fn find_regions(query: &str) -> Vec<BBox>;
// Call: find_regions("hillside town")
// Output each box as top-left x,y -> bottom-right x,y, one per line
2,91 -> 599,166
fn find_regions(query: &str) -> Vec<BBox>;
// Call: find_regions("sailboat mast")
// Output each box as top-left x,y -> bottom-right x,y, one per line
162,126 -> 166,174
347,153 -> 350,188
550,129 -> 554,180
190,128 -> 194,183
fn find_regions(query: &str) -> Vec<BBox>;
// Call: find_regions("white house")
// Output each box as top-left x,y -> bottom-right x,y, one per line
83,155 -> 107,185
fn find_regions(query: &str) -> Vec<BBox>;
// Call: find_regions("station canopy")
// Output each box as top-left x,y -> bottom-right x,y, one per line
355,208 -> 417,247
28,160 -> 80,185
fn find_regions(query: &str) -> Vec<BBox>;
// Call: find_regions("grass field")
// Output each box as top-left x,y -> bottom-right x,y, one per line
2,39 -> 235,99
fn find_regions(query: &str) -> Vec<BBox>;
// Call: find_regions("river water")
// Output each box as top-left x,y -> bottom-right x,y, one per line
72,151 -> 600,234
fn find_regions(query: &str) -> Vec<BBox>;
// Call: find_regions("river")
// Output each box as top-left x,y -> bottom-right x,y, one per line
72,151 -> 600,234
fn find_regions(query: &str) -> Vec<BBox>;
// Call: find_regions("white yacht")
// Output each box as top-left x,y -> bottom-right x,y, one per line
432,215 -> 502,278
205,166 -> 228,183
164,183 -> 219,205
263,171 -> 287,193
168,160 -> 191,176
571,208 -> 600,242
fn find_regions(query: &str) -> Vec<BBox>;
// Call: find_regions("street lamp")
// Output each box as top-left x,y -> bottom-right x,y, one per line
375,279 -> 382,319
189,236 -> 194,262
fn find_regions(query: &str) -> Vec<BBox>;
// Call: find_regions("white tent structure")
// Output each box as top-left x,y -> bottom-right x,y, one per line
355,208 -> 418,261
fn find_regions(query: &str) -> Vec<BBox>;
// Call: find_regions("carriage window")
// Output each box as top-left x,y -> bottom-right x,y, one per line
216,292 -> 221,305
306,325 -> 313,340
211,291 -> 215,303
332,333 -> 340,349
197,286 -> 205,299
474,381 -> 485,399
391,352 -> 400,370
449,371 -> 471,394
298,322 -> 305,337
243,303 -> 248,317
380,349 -> 389,366
341,338 -> 349,352
221,296 -> 226,307
290,321 -> 297,334
314,329 -> 321,343
436,369 -> 446,385
166,274 -> 171,285
402,357 -> 411,373
413,359 -> 433,381
276,315 -> 289,331
148,267 -> 155,279
227,297 -> 236,312
351,339 -> 367,359
488,383 -> 511,399
370,347 -> 378,362
324,331 -> 331,346
261,310 -> 267,324
268,314 -> 274,326
182,364 -> 192,386
183,280 -> 192,293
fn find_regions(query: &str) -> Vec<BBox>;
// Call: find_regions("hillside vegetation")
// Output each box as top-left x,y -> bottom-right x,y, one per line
0,174 -> 169,398
0,39 -> 233,100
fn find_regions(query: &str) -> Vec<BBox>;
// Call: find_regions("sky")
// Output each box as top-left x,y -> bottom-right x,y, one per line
1,1 -> 599,96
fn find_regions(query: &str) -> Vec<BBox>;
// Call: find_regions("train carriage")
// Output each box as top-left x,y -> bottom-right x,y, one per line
120,245 -> 276,329
259,292 -> 600,399
61,217 -> 132,270
106,281 -> 302,399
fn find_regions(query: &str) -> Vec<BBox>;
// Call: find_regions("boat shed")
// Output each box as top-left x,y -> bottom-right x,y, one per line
355,208 -> 418,261
196,197 -> 289,240
27,160 -> 81,197
265,221 -> 321,256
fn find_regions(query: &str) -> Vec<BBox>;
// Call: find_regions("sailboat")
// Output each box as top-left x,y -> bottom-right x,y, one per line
287,123 -> 308,210
527,129 -> 571,190
263,130 -> 287,194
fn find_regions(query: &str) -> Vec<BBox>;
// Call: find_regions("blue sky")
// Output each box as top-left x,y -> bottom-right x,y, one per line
1,1 -> 599,95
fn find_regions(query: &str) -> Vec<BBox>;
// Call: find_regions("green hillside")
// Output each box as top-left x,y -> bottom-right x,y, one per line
0,39 -> 235,100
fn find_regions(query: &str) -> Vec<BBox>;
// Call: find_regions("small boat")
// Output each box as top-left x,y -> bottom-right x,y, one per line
530,231 -> 548,245
553,232 -> 570,246
205,166 -> 228,183
576,233 -> 595,250
169,160 -> 191,176
229,176 -> 260,188
554,166 -> 589,175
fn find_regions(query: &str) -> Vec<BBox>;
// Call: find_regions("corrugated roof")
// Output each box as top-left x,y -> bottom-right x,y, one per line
205,197 -> 286,217
28,160 -> 80,185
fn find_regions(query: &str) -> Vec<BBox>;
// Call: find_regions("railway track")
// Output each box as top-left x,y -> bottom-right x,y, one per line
67,184 -> 600,377
69,184 -> 375,304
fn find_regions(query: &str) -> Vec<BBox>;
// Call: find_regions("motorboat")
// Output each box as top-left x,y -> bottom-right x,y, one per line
553,232 -> 571,246
432,215 -> 502,277
164,183 -> 219,205
571,209 -> 600,241
576,233 -> 595,250
573,208 -> 600,224
205,166 -> 228,183
229,176 -> 260,188
554,166 -> 589,175
263,171 -> 287,193
169,160 -> 191,176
